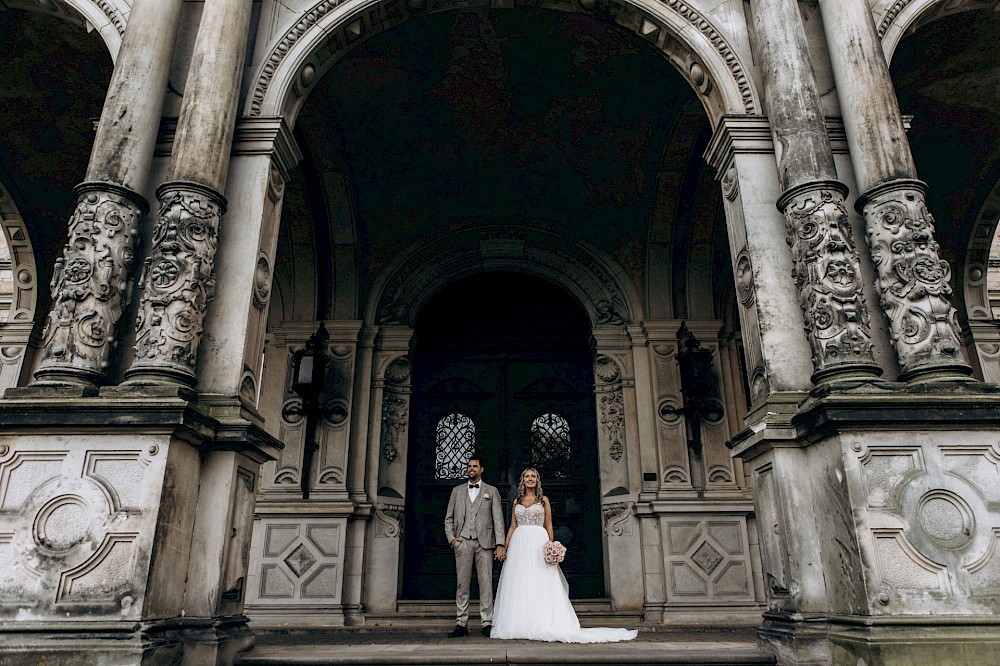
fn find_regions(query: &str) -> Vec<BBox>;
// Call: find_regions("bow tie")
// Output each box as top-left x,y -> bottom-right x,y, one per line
469,484 -> 479,489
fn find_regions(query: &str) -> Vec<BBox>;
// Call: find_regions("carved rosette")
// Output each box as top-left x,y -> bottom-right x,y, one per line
858,180 -> 971,380
126,182 -> 226,385
778,181 -> 881,382
35,182 -> 148,385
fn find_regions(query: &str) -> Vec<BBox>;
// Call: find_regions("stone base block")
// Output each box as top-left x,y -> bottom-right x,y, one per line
0,619 -> 252,666
761,616 -> 1000,666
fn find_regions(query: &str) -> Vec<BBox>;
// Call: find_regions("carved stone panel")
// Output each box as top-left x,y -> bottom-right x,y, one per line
847,436 -> 1000,613
0,437 -> 164,620
245,517 -> 347,607
661,515 -> 756,603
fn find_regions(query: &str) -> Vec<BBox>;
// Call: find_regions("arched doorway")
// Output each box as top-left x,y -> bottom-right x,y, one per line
402,272 -> 604,599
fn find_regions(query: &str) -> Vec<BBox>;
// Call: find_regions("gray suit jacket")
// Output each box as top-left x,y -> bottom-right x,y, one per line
444,481 -> 505,549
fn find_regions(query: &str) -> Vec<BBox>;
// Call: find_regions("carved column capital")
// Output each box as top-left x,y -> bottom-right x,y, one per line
34,182 -> 148,387
778,180 -> 881,383
125,181 -> 227,386
857,179 -> 972,381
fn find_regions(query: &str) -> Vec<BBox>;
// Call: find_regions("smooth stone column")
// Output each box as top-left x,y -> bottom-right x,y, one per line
750,0 -> 880,383
817,0 -> 971,381
126,0 -> 254,386
32,0 -> 184,387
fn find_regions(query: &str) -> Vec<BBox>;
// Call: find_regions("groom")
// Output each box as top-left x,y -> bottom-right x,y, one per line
444,455 -> 506,637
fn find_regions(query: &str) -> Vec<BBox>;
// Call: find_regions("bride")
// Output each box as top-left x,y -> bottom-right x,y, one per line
490,468 -> 637,643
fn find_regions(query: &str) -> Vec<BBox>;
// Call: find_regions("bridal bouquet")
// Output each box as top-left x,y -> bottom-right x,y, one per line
542,540 -> 567,564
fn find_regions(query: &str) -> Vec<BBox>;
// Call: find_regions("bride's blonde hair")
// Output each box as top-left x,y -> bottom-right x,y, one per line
515,467 -> 544,505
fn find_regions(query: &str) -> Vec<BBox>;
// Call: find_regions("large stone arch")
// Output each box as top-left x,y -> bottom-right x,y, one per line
0,180 -> 38,390
367,225 -> 643,329
962,176 -> 1000,382
876,0 -> 997,61
9,0 -> 125,56
246,0 -> 761,126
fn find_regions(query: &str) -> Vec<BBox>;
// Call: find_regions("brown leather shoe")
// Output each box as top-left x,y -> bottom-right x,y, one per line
448,624 -> 468,638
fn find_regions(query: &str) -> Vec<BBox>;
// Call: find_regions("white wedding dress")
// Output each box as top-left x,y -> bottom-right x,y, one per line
490,503 -> 637,643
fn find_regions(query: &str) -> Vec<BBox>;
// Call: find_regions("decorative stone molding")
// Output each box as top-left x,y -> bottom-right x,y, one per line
34,183 -> 148,386
374,502 -> 404,538
857,180 -> 971,379
602,501 -> 635,537
380,357 -> 410,464
778,181 -> 881,382
595,355 -> 626,463
127,181 -> 226,385
371,226 -> 638,327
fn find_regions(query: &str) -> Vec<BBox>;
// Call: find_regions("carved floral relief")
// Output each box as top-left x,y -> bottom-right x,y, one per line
860,181 -> 970,378
128,183 -> 225,383
36,184 -> 146,383
780,183 -> 880,380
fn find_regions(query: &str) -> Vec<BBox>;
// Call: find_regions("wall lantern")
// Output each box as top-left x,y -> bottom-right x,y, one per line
671,322 -> 723,456
288,322 -> 330,499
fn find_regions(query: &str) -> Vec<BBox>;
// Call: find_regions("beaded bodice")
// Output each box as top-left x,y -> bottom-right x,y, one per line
515,502 -> 545,527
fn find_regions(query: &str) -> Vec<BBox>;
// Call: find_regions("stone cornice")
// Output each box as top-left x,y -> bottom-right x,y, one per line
156,117 -> 303,179
704,115 -> 773,171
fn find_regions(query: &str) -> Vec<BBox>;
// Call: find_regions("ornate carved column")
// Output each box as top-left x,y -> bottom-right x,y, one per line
33,0 -> 184,387
125,0 -> 254,386
817,0 -> 971,381
750,0 -> 880,383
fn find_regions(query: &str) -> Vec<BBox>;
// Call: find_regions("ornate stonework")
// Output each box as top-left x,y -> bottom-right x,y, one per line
779,181 -> 880,381
127,182 -> 226,385
35,183 -> 147,386
380,357 -> 410,464
601,501 -> 635,537
248,0 -> 757,117
858,180 -> 971,379
595,355 -> 625,462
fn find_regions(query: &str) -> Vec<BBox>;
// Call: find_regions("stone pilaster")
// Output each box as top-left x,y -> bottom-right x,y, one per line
125,0 -> 254,386
34,184 -> 147,386
705,117 -> 814,411
817,0 -> 971,381
750,0 -> 880,383
31,0 -> 184,388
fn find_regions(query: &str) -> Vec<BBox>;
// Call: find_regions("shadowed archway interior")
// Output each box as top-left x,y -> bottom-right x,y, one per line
403,272 -> 604,599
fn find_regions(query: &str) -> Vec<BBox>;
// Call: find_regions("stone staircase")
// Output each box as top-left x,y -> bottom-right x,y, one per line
236,622 -> 774,665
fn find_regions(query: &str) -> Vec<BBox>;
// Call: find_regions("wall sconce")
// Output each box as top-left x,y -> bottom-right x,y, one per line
669,322 -> 723,457
288,322 -> 330,500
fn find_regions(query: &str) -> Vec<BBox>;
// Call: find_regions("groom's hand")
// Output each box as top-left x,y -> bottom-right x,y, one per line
494,545 -> 506,561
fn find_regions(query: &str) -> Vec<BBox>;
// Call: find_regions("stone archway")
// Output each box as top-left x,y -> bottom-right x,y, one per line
361,230 -> 650,615
245,0 -> 761,124
0,181 -> 38,390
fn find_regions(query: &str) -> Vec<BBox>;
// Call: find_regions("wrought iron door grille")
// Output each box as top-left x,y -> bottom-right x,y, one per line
435,412 -> 476,479
530,412 -> 571,478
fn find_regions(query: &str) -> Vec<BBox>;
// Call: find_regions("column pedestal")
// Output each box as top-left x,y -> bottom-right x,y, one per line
0,391 -> 278,665
733,382 -> 1000,665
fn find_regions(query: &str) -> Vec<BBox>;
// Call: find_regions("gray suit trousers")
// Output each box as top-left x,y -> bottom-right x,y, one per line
453,539 -> 495,627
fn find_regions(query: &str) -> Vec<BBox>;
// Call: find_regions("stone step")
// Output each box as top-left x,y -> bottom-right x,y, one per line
235,627 -> 775,665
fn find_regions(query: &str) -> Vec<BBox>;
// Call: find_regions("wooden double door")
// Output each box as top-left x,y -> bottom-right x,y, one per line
401,352 -> 605,600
